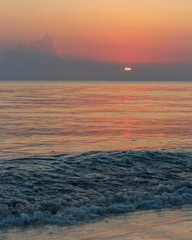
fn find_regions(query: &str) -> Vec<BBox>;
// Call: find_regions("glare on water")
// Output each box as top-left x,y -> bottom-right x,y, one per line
0,81 -> 192,158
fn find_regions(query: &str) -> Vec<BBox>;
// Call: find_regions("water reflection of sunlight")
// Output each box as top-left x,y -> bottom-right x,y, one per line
0,81 -> 192,157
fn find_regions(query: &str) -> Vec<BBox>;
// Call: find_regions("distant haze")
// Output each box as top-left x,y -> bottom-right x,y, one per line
0,34 -> 191,81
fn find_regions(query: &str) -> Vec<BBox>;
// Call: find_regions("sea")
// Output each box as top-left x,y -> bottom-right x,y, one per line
0,80 -> 192,228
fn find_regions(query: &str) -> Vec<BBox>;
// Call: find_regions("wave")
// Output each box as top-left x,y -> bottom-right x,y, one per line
0,150 -> 192,227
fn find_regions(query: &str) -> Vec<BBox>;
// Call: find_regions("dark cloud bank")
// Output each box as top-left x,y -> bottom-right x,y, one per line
0,34 -> 191,81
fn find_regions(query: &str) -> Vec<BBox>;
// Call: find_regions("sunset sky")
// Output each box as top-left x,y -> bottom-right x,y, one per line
0,0 -> 192,64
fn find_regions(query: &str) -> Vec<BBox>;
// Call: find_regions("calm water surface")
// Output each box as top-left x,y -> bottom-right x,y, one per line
0,81 -> 192,158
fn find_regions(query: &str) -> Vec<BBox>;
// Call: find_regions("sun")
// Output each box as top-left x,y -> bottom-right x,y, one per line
124,67 -> 132,71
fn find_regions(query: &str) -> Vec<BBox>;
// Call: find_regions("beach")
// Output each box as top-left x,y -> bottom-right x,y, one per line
1,205 -> 192,240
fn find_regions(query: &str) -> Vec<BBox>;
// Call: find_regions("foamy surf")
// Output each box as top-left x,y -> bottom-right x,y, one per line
0,150 -> 192,227
1,206 -> 192,240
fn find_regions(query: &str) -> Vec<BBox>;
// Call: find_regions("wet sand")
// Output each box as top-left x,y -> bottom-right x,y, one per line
1,205 -> 192,240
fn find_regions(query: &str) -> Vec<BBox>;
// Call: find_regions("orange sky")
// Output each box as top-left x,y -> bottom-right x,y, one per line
0,0 -> 192,64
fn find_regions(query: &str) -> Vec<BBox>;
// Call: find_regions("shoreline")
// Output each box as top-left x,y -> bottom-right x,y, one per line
1,205 -> 192,240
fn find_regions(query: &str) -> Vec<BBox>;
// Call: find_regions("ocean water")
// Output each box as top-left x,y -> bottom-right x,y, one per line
0,81 -> 192,227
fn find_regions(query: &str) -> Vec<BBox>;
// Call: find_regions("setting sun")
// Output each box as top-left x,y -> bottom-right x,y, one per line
124,67 -> 132,71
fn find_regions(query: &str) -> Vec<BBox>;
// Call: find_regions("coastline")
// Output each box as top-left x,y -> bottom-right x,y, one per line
1,205 -> 192,240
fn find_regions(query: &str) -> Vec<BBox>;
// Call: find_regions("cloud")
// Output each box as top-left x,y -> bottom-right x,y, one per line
0,34 -> 124,80
0,34 -> 191,81
28,33 -> 57,56
0,34 -> 57,59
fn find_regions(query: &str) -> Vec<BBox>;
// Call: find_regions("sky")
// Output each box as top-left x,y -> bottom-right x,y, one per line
0,0 -> 192,64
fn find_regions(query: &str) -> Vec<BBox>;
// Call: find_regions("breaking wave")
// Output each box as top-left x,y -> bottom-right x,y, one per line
0,150 -> 192,227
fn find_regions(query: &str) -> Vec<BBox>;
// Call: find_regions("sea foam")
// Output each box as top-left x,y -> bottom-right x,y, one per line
0,150 -> 192,227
